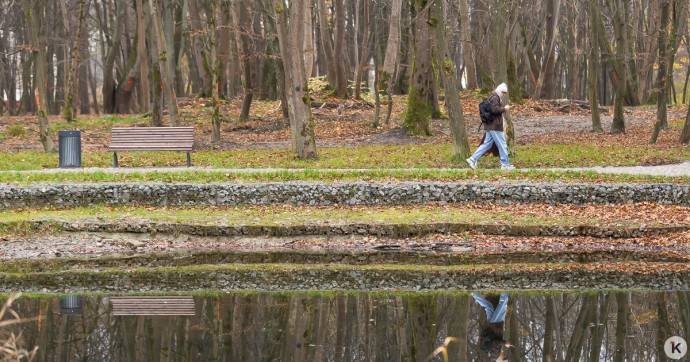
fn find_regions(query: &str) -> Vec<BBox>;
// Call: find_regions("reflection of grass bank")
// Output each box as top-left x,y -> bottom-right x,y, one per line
1,249 -> 688,274
0,260 -> 688,293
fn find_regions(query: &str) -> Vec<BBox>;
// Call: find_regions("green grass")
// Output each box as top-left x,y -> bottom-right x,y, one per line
0,168 -> 688,185
0,140 -> 689,184
0,204 -> 664,229
2,141 -> 689,171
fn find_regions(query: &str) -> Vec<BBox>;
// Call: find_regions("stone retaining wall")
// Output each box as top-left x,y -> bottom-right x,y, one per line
40,220 -> 689,238
1,181 -> 689,208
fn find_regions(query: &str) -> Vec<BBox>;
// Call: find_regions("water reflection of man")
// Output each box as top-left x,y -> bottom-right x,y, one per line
472,293 -> 510,361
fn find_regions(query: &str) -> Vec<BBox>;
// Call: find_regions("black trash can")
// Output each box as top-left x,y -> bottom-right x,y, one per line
60,295 -> 83,315
58,130 -> 81,168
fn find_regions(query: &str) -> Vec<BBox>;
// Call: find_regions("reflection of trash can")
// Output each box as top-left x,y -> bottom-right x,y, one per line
58,130 -> 81,168
60,295 -> 83,315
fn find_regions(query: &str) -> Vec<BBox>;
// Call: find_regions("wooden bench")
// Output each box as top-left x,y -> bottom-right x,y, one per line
109,127 -> 194,167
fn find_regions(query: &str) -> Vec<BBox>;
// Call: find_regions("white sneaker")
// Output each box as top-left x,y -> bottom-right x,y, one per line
466,158 -> 477,170
501,164 -> 516,170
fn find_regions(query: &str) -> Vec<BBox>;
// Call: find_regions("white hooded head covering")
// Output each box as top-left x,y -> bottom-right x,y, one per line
495,83 -> 508,95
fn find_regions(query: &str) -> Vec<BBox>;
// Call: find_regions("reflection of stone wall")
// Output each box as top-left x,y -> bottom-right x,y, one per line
1,266 -> 688,293
1,182 -> 690,209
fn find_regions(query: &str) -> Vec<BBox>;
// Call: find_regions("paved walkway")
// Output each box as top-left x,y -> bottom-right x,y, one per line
5,161 -> 690,177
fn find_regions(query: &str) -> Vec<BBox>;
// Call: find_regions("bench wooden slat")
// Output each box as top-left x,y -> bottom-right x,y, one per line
108,127 -> 195,167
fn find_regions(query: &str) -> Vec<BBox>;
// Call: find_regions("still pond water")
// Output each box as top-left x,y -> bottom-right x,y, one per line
2,291 -> 688,361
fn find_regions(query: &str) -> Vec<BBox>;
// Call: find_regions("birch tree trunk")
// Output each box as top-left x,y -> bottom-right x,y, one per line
274,0 -> 318,159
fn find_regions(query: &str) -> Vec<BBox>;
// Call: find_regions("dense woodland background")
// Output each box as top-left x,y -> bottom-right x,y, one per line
1,0 -> 690,157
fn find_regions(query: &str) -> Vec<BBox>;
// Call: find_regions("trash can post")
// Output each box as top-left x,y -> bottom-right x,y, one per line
58,130 -> 82,168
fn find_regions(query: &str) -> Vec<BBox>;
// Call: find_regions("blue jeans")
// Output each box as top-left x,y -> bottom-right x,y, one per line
472,293 -> 509,323
469,130 -> 510,166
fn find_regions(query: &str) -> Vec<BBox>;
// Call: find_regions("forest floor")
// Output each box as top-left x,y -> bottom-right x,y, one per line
0,95 -> 688,158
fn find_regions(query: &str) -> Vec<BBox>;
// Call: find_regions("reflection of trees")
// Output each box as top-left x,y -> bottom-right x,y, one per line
1,291 -> 687,361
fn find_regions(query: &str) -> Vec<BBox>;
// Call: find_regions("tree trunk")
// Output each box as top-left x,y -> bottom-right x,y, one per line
679,97 -> 690,143
588,0 -> 603,132
334,0 -> 348,98
403,0 -> 434,136
21,0 -> 56,152
434,0 -> 470,160
231,0 -> 254,122
613,293 -> 629,362
354,0 -> 369,100
149,0 -> 179,126
316,0 -> 337,88
102,0 -> 124,114
302,0 -> 315,78
650,0 -> 670,143
274,0 -> 318,160
77,14 -> 90,114
381,0 -> 402,124
457,0 -> 477,89
589,293 -> 610,361
609,0 -> 628,134
543,296 -> 555,362
149,33 -> 163,127
187,0 -> 211,96
656,293 -> 673,362
136,0 -> 150,113
201,1 -> 221,141
564,295 -> 594,362
535,0 -> 561,100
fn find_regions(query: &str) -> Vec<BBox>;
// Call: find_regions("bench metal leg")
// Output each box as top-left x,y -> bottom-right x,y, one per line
113,152 -> 119,168
186,152 -> 191,167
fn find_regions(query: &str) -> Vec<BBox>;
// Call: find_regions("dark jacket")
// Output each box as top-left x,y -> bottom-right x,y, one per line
483,92 -> 508,132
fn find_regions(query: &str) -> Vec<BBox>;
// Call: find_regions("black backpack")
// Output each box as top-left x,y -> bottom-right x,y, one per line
479,97 -> 493,124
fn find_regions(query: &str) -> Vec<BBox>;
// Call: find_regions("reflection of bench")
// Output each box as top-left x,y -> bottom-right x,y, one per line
109,127 -> 194,167
110,296 -> 196,316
